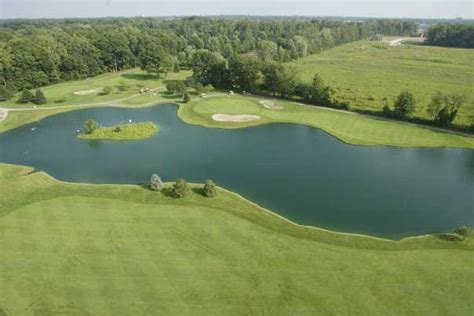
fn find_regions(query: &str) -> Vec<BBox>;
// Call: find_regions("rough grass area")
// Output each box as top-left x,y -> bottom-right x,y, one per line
78,122 -> 158,140
179,95 -> 474,148
287,40 -> 474,126
0,163 -> 473,315
0,68 -> 190,109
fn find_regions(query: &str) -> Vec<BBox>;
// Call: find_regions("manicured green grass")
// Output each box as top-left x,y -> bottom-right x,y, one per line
0,163 -> 473,315
0,68 -> 190,109
179,95 -> 474,148
78,122 -> 158,141
287,40 -> 474,126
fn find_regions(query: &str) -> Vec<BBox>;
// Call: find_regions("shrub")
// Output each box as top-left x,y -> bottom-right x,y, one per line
54,96 -> 67,103
203,180 -> 217,197
17,89 -> 35,103
150,173 -> 163,191
33,89 -> 47,104
117,81 -> 130,92
172,178 -> 189,198
100,86 -> 112,95
454,226 -> 471,240
183,92 -> 191,103
113,126 -> 122,133
83,119 -> 99,134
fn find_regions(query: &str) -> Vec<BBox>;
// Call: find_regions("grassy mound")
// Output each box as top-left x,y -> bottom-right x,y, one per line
179,95 -> 474,148
287,40 -> 474,125
78,122 -> 158,141
0,163 -> 473,315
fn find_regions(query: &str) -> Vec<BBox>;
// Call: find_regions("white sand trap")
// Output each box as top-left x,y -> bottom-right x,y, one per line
74,88 -> 104,95
259,100 -> 283,110
212,113 -> 261,122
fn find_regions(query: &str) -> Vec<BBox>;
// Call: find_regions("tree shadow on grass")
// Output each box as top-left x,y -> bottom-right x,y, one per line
121,73 -> 159,81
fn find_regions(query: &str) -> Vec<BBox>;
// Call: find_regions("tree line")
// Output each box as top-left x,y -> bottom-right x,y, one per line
0,17 -> 418,99
426,24 -> 474,48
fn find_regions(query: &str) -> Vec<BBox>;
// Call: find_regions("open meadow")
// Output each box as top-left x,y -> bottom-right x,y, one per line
287,40 -> 474,126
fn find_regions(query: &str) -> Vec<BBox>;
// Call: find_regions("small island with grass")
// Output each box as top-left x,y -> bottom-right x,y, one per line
78,120 -> 158,140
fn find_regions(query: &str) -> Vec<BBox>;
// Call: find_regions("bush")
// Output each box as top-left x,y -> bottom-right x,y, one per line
172,178 -> 189,198
54,96 -> 67,103
117,81 -> 130,92
150,173 -> 163,191
17,89 -> 35,103
83,119 -> 99,134
33,89 -> 47,104
183,92 -> 191,103
99,86 -> 112,95
454,226 -> 471,240
202,180 -> 217,197
113,126 -> 122,133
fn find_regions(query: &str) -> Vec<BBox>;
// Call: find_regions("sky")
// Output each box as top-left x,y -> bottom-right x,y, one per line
0,0 -> 472,19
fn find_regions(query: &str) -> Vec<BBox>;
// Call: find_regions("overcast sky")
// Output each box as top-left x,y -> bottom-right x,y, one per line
1,0 -> 472,19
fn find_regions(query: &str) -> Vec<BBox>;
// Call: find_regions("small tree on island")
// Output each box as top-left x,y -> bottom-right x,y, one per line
203,180 -> 217,197
393,90 -> 416,119
150,173 -> 163,191
33,89 -> 47,104
17,89 -> 35,103
83,119 -> 99,134
454,226 -> 471,241
183,92 -> 190,103
172,178 -> 189,198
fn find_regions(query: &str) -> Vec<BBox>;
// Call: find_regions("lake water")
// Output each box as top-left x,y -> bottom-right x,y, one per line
0,104 -> 473,239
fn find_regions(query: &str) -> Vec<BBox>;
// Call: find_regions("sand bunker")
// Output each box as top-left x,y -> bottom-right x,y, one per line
212,113 -> 261,122
259,100 -> 283,110
74,88 -> 104,96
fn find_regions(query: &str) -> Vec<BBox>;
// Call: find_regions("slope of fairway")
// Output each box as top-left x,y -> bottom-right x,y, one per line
287,41 -> 474,126
178,95 -> 474,148
0,163 -> 473,315
0,68 -> 190,109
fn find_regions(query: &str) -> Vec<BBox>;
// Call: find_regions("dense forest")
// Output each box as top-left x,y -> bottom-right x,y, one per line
0,17 -> 418,97
426,24 -> 474,48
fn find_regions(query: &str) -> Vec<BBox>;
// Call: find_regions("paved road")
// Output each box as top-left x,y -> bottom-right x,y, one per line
0,108 -> 7,123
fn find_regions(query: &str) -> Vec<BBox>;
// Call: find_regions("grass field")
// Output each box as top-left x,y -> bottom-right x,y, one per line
179,95 -> 474,148
0,163 -> 473,315
287,40 -> 474,126
78,122 -> 159,141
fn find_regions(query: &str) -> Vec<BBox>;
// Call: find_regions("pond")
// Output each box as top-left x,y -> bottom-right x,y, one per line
0,104 -> 473,239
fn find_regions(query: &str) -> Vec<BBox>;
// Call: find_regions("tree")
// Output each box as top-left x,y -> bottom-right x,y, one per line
183,92 -> 191,103
393,91 -> 416,118
166,81 -> 186,96
295,74 -> 334,106
172,178 -> 189,198
427,92 -> 465,127
263,63 -> 297,97
0,85 -> 14,101
33,89 -> 47,104
117,81 -> 130,92
150,174 -> 163,191
138,36 -> 164,77
17,89 -> 34,103
228,54 -> 261,92
83,119 -> 99,134
203,180 -> 217,197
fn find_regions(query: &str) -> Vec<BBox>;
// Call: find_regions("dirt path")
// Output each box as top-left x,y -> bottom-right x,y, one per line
0,108 -> 7,123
